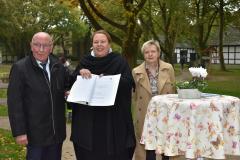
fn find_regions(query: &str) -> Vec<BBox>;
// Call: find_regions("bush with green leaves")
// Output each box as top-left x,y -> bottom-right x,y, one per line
172,67 -> 208,92
172,78 -> 208,92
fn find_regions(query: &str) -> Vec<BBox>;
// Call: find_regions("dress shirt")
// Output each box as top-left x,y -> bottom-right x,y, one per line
36,58 -> 51,81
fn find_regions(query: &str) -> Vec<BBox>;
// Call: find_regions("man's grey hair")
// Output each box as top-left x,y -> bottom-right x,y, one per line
141,39 -> 161,54
32,32 -> 53,44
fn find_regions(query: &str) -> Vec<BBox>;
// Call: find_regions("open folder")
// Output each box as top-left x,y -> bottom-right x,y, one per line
67,74 -> 121,106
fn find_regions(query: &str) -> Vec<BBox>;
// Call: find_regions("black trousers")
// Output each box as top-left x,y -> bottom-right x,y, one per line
146,150 -> 169,160
181,63 -> 184,70
26,142 -> 63,160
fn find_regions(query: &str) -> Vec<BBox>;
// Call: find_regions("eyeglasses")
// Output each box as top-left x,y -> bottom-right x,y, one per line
32,43 -> 52,49
144,50 -> 157,54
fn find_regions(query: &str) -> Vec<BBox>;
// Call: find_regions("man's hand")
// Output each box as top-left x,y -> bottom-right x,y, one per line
16,134 -> 28,145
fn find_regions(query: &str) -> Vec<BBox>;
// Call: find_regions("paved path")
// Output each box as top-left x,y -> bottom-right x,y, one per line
175,68 -> 192,82
0,98 -> 7,106
0,83 -> 8,89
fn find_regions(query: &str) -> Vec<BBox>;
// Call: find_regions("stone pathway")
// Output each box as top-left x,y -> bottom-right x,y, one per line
0,83 -> 8,89
0,98 -> 7,106
62,124 -> 76,160
175,68 -> 192,82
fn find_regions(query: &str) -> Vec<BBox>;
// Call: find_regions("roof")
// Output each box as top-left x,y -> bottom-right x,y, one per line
158,27 -> 240,49
204,45 -> 217,52
207,27 -> 240,45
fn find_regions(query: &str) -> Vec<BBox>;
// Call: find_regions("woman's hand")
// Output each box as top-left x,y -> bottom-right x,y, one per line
99,74 -> 104,78
65,91 -> 70,99
80,69 -> 92,79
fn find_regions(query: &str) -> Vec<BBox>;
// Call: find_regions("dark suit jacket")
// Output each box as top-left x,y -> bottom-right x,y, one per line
7,51 -> 66,146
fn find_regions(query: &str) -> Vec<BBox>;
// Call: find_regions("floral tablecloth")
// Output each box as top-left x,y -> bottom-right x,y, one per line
140,94 -> 240,159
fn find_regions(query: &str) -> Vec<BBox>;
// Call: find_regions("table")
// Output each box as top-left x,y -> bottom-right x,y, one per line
140,94 -> 240,159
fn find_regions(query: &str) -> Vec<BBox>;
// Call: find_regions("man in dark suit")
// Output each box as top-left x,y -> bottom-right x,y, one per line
7,32 -> 66,160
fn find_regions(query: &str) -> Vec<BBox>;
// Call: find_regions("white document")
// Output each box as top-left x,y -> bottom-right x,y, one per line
67,74 -> 121,106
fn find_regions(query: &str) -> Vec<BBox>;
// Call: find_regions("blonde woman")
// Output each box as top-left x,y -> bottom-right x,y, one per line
132,39 -> 175,160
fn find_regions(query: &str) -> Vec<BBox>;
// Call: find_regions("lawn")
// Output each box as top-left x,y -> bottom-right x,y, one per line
204,66 -> 240,98
174,69 -> 182,77
0,105 -> 8,116
0,89 -> 8,116
0,129 -> 27,160
0,89 -> 7,98
173,64 -> 240,98
0,65 -> 12,74
174,63 -> 188,70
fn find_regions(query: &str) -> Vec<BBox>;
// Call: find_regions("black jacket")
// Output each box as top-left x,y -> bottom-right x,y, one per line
65,53 -> 136,159
7,51 -> 66,146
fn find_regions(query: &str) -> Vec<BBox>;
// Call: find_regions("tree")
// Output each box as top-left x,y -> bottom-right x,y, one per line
0,0 -> 21,55
187,0 -> 218,65
210,0 -> 240,71
0,0 -> 20,38
64,0 -> 147,69
218,0 -> 226,71
38,0 -> 89,58
0,0 -> 88,60
139,0 -> 188,66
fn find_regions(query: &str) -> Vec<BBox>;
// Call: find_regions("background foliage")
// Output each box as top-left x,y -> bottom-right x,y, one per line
0,0 -> 240,68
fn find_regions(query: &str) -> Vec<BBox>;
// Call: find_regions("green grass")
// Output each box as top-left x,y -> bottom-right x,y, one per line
204,66 -> 240,98
0,105 -> 8,116
174,63 -> 188,70
0,89 -> 8,116
173,65 -> 240,98
0,65 -> 12,74
0,89 -> 7,98
0,129 -> 27,160
174,70 -> 182,77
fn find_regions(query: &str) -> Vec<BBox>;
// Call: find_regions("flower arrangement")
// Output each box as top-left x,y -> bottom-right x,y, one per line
172,67 -> 208,92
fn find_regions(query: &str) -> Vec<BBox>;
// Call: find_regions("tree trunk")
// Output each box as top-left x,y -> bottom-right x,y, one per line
76,39 -> 81,61
80,38 -> 85,59
122,38 -> 138,70
218,0 -> 227,71
84,29 -> 92,55
4,37 -> 12,54
62,36 -> 67,58
171,20 -> 181,68
24,32 -> 28,57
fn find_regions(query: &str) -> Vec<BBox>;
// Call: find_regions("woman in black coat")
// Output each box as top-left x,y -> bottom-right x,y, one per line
65,30 -> 136,160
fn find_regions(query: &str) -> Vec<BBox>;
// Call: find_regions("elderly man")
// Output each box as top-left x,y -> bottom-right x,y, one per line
7,32 -> 66,160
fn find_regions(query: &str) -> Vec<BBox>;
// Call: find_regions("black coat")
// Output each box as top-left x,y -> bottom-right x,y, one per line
65,53 -> 136,158
180,58 -> 185,64
7,51 -> 66,146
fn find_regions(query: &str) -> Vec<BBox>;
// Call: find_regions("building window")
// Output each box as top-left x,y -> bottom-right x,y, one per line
57,50 -> 60,54
66,50 -> 69,54
65,33 -> 69,37
66,41 -> 69,45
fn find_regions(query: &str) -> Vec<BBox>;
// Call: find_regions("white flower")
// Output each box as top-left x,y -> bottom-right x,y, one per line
189,67 -> 208,79
200,68 -> 208,78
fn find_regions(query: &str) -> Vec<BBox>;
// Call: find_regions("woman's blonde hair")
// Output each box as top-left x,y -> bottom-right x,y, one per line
141,39 -> 161,54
